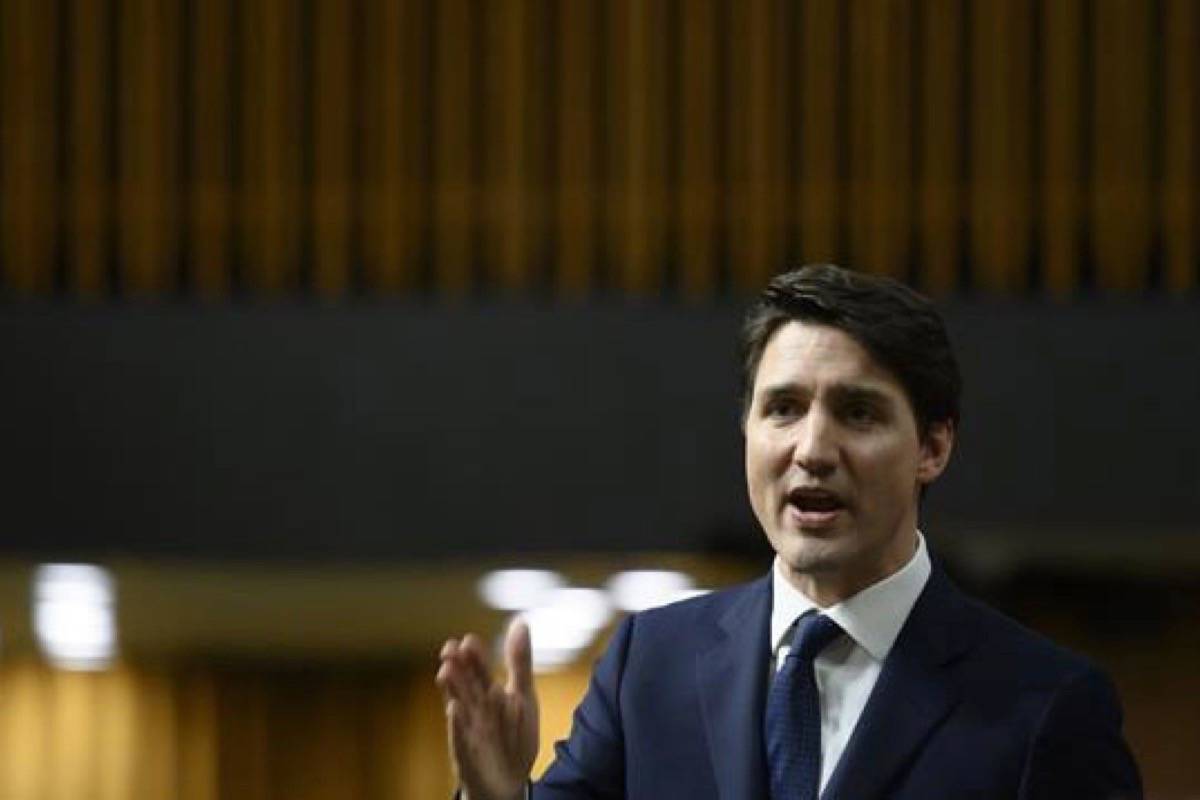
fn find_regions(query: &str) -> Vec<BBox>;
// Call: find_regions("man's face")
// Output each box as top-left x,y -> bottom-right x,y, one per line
744,321 -> 953,603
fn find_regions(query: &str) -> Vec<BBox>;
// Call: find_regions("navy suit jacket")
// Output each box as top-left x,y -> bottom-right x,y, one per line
534,564 -> 1142,799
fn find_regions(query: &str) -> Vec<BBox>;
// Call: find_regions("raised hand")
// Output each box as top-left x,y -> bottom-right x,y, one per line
436,620 -> 539,800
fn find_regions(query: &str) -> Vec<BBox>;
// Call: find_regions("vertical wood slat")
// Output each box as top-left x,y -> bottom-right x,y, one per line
739,0 -> 787,291
5,0 -> 1200,302
1,0 -> 57,295
556,0 -> 597,297
1092,0 -> 1152,292
607,0 -> 668,295
119,0 -> 178,295
433,0 -> 474,295
678,0 -> 716,299
0,661 -> 46,797
729,0 -> 783,292
278,680 -> 367,800
605,0 -> 631,291
95,668 -> 138,800
242,0 -> 302,294
363,0 -> 426,292
1042,0 -> 1083,297
71,0 -> 109,298
313,0 -> 352,297
191,0 -> 230,298
483,0 -> 529,291
847,0 -> 911,279
217,675 -> 272,800
609,0 -> 667,293
130,669 -> 179,797
46,671 -> 97,800
970,0 -> 1033,293
396,672 -> 456,796
177,671 -> 219,800
919,0 -> 961,295
798,0 -> 841,264
1163,0 -> 1197,293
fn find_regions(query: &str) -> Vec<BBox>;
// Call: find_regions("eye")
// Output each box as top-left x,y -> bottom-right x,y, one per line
843,401 -> 878,426
763,396 -> 800,420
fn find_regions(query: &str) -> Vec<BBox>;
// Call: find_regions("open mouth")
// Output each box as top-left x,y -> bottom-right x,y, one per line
786,487 -> 847,527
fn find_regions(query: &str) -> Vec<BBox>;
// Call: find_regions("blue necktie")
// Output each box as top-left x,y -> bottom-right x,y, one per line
765,612 -> 843,800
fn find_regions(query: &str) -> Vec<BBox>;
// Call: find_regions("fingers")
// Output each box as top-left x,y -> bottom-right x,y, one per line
436,634 -> 494,712
504,619 -> 534,697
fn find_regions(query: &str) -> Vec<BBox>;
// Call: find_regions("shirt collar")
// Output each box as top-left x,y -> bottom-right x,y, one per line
770,531 -> 932,662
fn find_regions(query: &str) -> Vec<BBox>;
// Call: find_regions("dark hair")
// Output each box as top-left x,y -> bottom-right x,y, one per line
741,264 -> 962,438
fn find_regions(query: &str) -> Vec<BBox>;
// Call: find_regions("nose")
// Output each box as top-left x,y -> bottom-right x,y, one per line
792,406 -> 837,478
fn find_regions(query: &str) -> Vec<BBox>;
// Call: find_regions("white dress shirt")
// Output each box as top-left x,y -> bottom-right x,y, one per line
769,532 -> 931,793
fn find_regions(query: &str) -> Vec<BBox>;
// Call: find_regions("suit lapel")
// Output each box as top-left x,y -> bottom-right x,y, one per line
821,566 -> 975,800
696,576 -> 772,800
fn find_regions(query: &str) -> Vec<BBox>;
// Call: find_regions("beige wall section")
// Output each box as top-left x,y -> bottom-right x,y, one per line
1,605 -> 1198,798
0,658 -> 463,800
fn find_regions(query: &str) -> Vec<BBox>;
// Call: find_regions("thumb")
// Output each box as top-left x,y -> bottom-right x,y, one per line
504,618 -> 534,697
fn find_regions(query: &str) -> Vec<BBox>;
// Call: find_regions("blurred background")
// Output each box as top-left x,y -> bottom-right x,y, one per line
1,0 -> 1198,796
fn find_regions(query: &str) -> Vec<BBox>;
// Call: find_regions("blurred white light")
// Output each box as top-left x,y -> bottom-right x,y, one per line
33,564 -> 117,671
664,588 -> 712,604
519,587 -> 613,673
478,569 -> 565,611
605,570 -> 695,611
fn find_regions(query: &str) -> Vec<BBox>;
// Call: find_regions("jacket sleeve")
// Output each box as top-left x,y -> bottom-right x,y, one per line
531,615 -> 635,800
1019,666 -> 1143,800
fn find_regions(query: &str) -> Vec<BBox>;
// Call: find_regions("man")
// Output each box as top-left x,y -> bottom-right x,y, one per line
437,264 -> 1143,799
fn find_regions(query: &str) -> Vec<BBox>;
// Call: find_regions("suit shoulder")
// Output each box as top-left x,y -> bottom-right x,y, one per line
955,591 -> 1104,686
624,578 -> 764,637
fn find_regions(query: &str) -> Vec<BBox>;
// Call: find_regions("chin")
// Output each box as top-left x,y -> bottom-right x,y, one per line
776,536 -> 851,577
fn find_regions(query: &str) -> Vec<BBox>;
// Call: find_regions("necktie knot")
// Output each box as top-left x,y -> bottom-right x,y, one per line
788,612 -> 842,663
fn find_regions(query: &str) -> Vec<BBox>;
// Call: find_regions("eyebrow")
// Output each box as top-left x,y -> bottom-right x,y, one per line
827,384 -> 894,407
757,381 -> 895,406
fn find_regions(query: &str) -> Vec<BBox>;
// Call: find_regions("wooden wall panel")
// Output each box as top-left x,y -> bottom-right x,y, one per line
177,672 -> 219,800
362,0 -> 427,292
1041,0 -> 1084,297
1163,0 -> 1197,293
556,0 -> 598,297
918,0 -> 961,295
606,0 -> 669,295
797,0 -> 841,266
728,0 -> 786,292
1,0 -> 1198,300
0,662 -> 46,797
95,668 -> 139,800
1,0 -> 57,295
677,0 -> 717,299
1092,0 -> 1153,293
241,0 -> 303,294
847,0 -> 911,280
190,0 -> 231,298
118,0 -> 179,296
483,0 -> 532,292
313,0 -> 353,296
433,0 -> 474,296
71,0 -> 110,298
970,0 -> 1033,293
46,669 -> 97,800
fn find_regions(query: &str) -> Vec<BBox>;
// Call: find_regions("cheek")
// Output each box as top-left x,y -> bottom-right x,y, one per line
854,439 -> 922,488
746,435 -> 787,480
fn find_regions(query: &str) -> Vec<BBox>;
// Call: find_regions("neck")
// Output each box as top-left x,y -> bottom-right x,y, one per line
782,530 -> 919,607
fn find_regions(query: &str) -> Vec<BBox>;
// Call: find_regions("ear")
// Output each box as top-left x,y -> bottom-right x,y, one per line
916,419 -> 955,485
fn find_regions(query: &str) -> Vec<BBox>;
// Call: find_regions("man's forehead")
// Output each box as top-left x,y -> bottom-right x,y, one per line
751,322 -> 913,408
